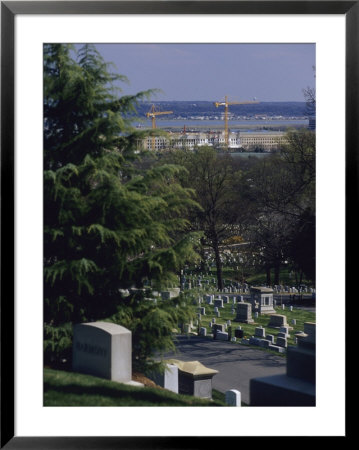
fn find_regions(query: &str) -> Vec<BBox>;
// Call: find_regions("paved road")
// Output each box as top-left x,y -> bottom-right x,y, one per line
164,335 -> 287,405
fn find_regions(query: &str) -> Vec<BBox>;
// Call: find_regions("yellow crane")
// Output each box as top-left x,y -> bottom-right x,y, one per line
214,95 -> 259,148
146,104 -> 173,150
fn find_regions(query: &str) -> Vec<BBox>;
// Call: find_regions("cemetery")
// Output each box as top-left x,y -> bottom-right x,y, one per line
43,45 -> 317,408
45,269 -> 316,407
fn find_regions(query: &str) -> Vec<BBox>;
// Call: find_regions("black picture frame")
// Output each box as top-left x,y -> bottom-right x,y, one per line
1,1 -> 352,447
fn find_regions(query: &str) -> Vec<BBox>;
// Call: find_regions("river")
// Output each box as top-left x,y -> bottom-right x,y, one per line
136,118 -> 308,130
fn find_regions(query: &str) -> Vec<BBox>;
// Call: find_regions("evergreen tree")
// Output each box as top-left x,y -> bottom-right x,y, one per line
44,44 -> 201,368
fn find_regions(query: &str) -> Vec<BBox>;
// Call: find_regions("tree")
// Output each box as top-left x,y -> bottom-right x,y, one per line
44,44 -> 201,368
242,128 -> 315,283
164,147 -> 246,290
303,65 -> 316,117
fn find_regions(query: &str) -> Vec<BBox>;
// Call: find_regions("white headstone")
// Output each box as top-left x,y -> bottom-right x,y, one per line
73,322 -> 131,383
225,389 -> 241,406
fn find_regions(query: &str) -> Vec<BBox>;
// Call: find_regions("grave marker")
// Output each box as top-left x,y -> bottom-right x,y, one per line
73,322 -> 132,383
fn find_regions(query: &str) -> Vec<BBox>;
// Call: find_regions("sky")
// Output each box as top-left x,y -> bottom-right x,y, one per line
91,43 -> 315,102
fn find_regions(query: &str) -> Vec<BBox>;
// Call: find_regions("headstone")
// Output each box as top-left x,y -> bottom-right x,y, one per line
235,328 -> 244,339
234,302 -> 254,323
258,339 -> 270,348
290,306 -> 293,312
214,306 -> 219,313
205,295 -> 213,304
254,326 -> 266,338
149,363 -> 179,393
225,389 -> 241,406
222,295 -> 229,304
215,310 -> 221,318
199,307 -> 206,315
266,334 -> 275,344
216,331 -> 229,341
249,336 -> 262,346
73,322 -> 132,383
276,336 -> 287,348
199,327 -> 207,337
212,324 -> 225,333
168,359 -> 218,399
267,344 -> 286,353
254,312 -> 259,319
279,326 -> 290,337
268,314 -> 288,329
282,304 -> 285,310
214,299 -> 224,308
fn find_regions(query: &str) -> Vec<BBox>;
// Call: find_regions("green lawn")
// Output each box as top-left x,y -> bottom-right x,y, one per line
192,296 -> 315,349
44,368 -> 227,407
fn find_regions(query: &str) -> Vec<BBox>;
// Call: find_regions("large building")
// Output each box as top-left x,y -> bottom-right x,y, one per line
239,131 -> 287,151
140,131 -> 241,151
139,130 -> 287,152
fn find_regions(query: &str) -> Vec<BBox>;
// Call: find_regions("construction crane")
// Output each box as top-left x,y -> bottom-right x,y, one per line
214,95 -> 260,148
146,104 -> 173,150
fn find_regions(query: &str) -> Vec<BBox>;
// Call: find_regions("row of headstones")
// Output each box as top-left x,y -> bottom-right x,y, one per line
182,272 -> 315,294
273,285 -> 315,294
249,325 -> 293,348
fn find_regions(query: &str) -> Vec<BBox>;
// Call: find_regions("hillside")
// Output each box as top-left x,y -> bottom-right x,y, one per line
44,368 -> 227,407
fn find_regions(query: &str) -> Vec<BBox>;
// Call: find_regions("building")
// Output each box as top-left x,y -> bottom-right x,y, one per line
139,131 -> 241,151
239,131 -> 287,151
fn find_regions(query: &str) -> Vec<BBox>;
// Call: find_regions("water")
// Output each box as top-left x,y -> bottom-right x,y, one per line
137,118 -> 308,130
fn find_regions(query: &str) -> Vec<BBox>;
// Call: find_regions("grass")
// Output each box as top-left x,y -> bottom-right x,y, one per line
192,297 -> 315,349
44,368 -> 228,407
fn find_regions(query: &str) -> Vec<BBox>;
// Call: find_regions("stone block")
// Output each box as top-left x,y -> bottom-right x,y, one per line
234,302 -> 254,323
268,314 -> 288,329
249,336 -> 261,346
258,339 -> 270,348
214,299 -> 224,308
255,326 -> 265,338
72,322 -> 131,383
250,375 -> 315,406
276,336 -> 287,348
287,345 -> 316,383
149,363 -> 179,393
216,331 -> 229,341
268,344 -> 286,353
167,359 -> 218,399
225,389 -> 241,406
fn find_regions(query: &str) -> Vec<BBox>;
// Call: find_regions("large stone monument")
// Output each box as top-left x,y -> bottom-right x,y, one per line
72,322 -> 134,384
234,302 -> 254,323
250,286 -> 276,314
250,322 -> 316,406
